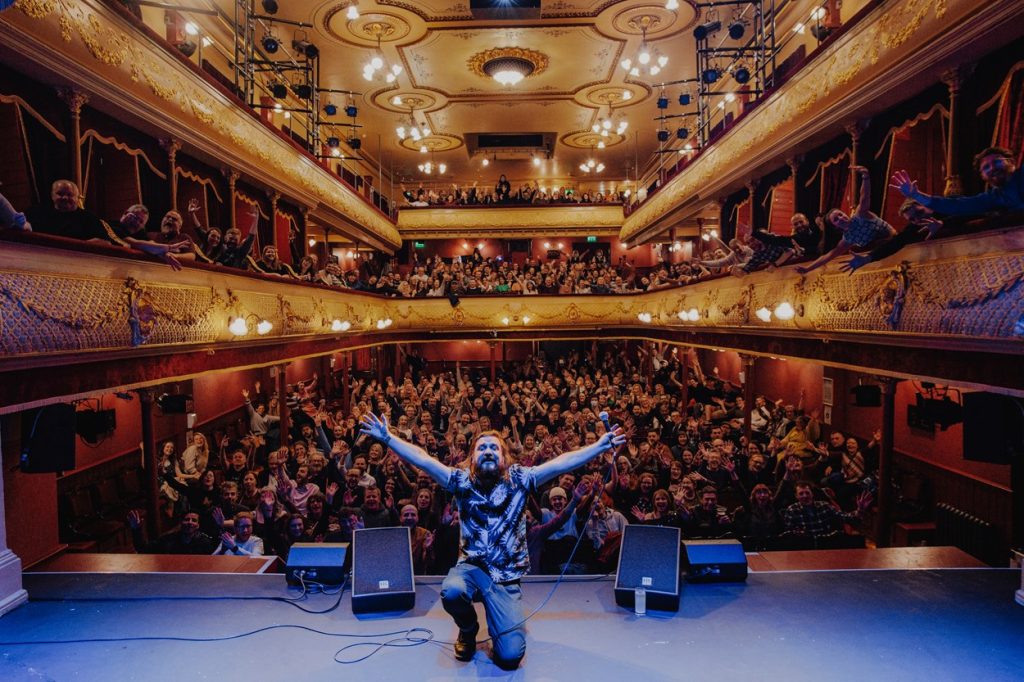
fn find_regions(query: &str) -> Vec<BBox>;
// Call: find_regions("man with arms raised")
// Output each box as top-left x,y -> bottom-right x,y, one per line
360,412 -> 625,671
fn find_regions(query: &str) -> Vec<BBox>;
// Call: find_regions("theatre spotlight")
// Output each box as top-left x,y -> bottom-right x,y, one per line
270,82 -> 288,99
657,96 -> 669,109
694,20 -> 721,41
261,33 -> 280,54
678,92 -> 691,106
702,67 -> 720,84
293,37 -> 319,60
345,105 -> 358,117
676,127 -> 689,139
324,103 -> 338,116
734,65 -> 751,84
657,129 -> 670,142
348,137 -> 361,149
175,39 -> 197,57
261,0 -> 278,14
326,136 -> 340,148
292,83 -> 312,99
728,19 -> 746,40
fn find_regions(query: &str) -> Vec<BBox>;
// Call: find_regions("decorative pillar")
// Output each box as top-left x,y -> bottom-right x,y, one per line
268,190 -> 281,244
845,121 -> 866,207
488,341 -> 497,384
57,88 -> 89,191
745,179 -> 757,235
941,66 -> 968,197
139,390 -> 162,537
741,355 -> 757,441
678,347 -> 690,417
875,378 -> 898,548
275,364 -> 290,448
341,352 -> 351,412
161,138 -> 182,210
0,432 -> 29,616
224,169 -> 240,231
787,155 -> 803,214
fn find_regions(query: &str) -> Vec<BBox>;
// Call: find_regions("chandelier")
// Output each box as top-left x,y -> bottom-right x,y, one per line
394,103 -> 430,142
362,32 -> 403,83
591,115 -> 628,138
482,56 -> 535,86
619,23 -> 668,78
578,146 -> 605,174
417,160 -> 447,175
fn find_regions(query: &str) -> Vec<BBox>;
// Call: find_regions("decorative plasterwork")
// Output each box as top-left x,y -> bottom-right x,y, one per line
397,204 -> 626,231
561,129 -> 627,149
467,47 -> 550,81
397,226 -> 622,239
4,0 -> 401,249
398,133 -> 463,152
320,8 -> 424,47
619,0 -> 1009,244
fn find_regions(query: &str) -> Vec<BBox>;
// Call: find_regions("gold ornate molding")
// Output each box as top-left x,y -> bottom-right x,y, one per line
5,0 -> 401,250
467,47 -> 550,80
619,0 -> 1020,244
397,204 -> 626,232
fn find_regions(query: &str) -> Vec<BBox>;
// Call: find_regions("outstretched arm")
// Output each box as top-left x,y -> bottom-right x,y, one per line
532,426 -> 625,487
359,412 -> 452,486
852,166 -> 872,218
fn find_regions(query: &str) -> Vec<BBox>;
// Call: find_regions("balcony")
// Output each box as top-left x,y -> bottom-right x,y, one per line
2,225 -> 1022,410
397,203 -> 626,239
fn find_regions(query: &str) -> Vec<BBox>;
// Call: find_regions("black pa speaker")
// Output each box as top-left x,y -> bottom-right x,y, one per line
850,384 -> 882,407
682,539 -> 748,583
351,527 -> 416,615
285,542 -> 349,585
20,403 -> 76,473
614,525 -> 681,612
963,392 -> 1024,464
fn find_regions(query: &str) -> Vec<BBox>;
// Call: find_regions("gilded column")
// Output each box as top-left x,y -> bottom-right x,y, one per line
268,191 -> 281,249
224,169 -> 240,230
161,138 -> 182,209
57,88 -> 89,191
941,66 -> 968,197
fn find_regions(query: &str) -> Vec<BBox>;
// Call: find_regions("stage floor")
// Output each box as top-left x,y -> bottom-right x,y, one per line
1,569 -> 1022,681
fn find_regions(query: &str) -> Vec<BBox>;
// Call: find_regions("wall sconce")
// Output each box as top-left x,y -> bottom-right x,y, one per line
773,302 -> 795,320
331,319 -> 352,332
637,312 -> 653,323
755,307 -> 772,322
375,318 -> 393,329
229,315 -> 273,337
678,308 -> 700,322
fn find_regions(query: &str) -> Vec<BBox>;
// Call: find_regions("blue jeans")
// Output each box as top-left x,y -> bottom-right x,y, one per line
440,562 -> 526,667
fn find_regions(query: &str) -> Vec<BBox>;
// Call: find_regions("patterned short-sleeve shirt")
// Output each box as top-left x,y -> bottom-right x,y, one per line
842,214 -> 892,248
445,464 -> 538,583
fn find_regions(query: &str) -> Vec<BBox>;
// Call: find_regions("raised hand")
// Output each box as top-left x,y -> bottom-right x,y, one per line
326,482 -> 339,498
917,217 -> 943,240
856,491 -> 874,513
211,507 -> 225,528
187,198 -> 201,214
359,411 -> 392,442
241,388 -> 249,400
126,509 -> 143,529
839,253 -> 871,274
889,169 -> 920,199
220,531 -> 235,548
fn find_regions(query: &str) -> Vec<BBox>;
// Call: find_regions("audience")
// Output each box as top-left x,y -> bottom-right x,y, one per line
400,180 -> 627,207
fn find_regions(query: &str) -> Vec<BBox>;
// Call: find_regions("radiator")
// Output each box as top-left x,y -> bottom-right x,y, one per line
934,502 -> 999,566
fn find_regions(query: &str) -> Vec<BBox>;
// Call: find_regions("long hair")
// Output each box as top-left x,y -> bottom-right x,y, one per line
463,430 -> 515,482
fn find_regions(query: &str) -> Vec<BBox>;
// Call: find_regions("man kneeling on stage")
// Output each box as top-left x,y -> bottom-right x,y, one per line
360,413 -> 625,670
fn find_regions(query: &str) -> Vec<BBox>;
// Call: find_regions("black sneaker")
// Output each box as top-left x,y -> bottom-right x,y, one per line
454,625 -> 479,662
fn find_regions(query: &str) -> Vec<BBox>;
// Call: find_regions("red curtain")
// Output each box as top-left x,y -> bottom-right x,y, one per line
880,109 -> 946,225
766,178 -> 796,235
274,211 -> 292,264
990,65 -> 1024,165
819,152 -> 851,216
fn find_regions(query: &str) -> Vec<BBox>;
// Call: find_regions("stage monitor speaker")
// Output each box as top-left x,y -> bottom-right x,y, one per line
851,384 -> 881,407
285,542 -> 349,585
682,539 -> 748,583
508,239 -> 530,252
614,525 -> 681,612
76,408 -> 117,444
351,527 -> 416,615
157,393 -> 191,414
20,403 -> 76,473
964,392 -> 1024,464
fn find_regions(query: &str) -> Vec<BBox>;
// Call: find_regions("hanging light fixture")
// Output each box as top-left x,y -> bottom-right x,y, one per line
362,31 -> 402,82
346,2 -> 359,20
395,106 -> 429,141
619,20 -> 668,79
482,55 -> 535,86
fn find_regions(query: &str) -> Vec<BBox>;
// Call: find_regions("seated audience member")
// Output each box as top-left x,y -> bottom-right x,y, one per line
127,509 -> 216,554
215,226 -> 256,269
682,486 -> 733,537
734,483 -> 783,550
105,203 -> 188,270
796,166 -> 896,274
631,488 -> 683,528
782,482 -> 872,538
212,511 -> 264,556
254,489 -> 288,554
24,180 -> 110,242
527,480 -> 589,575
891,146 -> 1023,217
277,513 -> 306,561
253,245 -> 294,277
400,504 -> 435,574
360,486 -> 397,528
278,464 -> 320,517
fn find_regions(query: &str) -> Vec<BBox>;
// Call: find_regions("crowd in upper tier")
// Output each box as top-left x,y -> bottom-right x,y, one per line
399,177 -> 627,207
125,344 -> 878,572
1,146 -> 1021,290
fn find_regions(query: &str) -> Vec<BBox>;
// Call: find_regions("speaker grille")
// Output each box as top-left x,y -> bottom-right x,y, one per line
352,527 -> 414,596
615,525 -> 680,594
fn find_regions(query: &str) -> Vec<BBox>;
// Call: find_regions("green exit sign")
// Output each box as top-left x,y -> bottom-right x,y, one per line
413,241 -> 425,249
586,236 -> 597,243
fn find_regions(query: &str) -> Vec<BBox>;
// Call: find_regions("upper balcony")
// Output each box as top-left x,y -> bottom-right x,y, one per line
397,202 -> 627,239
2,224 -> 1022,412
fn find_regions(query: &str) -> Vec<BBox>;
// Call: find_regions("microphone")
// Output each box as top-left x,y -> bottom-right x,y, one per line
598,411 -> 613,433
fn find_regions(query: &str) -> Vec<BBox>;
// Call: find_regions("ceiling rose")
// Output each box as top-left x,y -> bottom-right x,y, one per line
469,47 -> 549,86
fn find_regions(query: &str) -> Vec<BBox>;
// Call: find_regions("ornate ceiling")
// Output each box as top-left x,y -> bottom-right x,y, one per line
223,0 -> 700,185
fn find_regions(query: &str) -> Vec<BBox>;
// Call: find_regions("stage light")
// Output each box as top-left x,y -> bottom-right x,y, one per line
261,0 -> 278,15
270,82 -> 288,99
679,92 -> 691,106
326,136 -> 340,147
176,39 -> 197,57
293,39 -> 319,60
702,67 -> 720,84
348,137 -> 361,149
324,103 -> 338,116
345,105 -> 358,117
292,83 -> 312,99
676,127 -> 689,139
728,20 -> 745,40
734,66 -> 751,84
694,20 -> 721,41
261,33 -> 280,53
657,129 -> 670,142
657,96 -> 669,109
